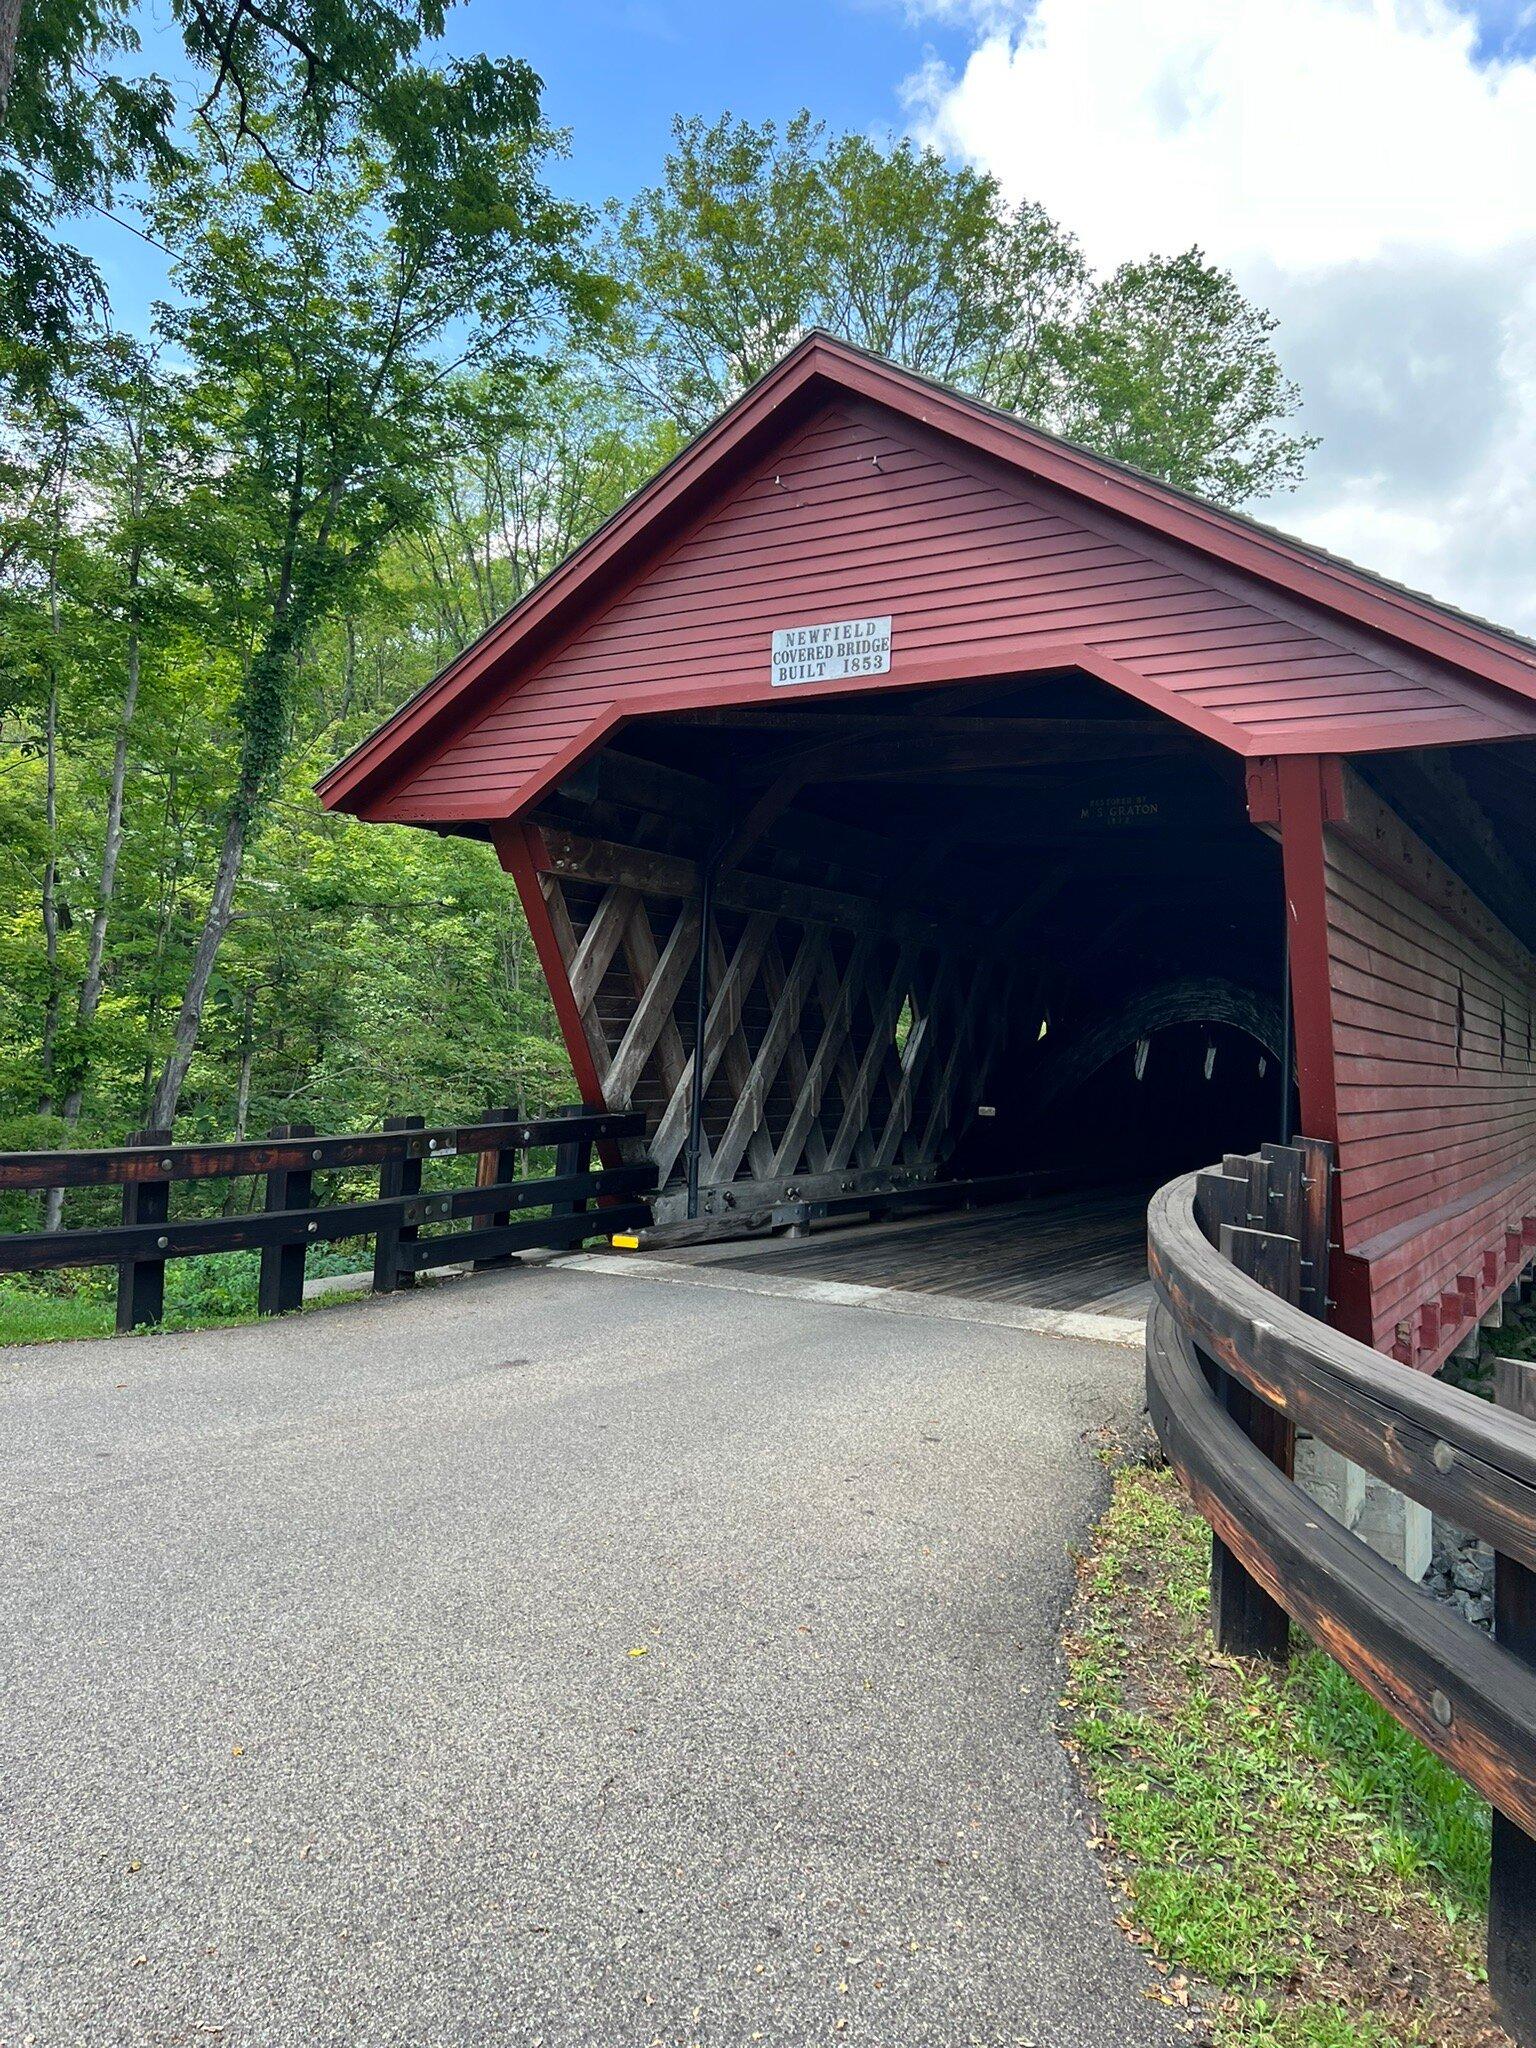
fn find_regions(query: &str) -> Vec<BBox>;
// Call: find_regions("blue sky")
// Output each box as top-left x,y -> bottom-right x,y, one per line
81,0 -> 971,332
74,0 -> 1536,631
457,2 -> 973,210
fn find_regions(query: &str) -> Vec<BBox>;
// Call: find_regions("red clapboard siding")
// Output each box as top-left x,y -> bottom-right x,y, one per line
1323,787 -> 1536,1364
367,402 -> 1512,823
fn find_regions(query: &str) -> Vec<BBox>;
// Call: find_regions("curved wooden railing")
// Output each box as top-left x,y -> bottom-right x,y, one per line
1148,1143 -> 1536,2041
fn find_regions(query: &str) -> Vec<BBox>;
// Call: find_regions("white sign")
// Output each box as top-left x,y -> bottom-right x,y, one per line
770,614 -> 892,687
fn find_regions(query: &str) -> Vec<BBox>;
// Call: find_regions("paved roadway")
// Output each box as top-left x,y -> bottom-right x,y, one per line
1,1259 -> 1182,2047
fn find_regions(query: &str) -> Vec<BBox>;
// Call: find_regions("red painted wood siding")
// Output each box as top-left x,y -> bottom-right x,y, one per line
369,402 -> 1518,825
1323,776 -> 1536,1367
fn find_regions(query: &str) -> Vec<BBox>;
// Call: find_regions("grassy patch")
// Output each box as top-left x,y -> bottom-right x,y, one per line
1062,1456 -> 1503,2047
0,1281 -> 113,1345
0,1249 -> 371,1347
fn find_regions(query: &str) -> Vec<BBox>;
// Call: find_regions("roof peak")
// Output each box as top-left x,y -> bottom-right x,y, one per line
318,332 -> 1536,818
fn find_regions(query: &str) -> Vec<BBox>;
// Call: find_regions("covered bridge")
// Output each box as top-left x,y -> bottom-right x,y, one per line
318,332 -> 1536,1372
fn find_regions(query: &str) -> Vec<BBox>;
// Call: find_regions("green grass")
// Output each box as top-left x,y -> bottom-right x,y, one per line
0,1248 -> 372,1346
0,1282 -> 113,1344
1064,1458 -> 1492,2045
1235,2004 -> 1402,2048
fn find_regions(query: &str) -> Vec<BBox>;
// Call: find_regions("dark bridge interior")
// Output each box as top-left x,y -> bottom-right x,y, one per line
530,671 -> 1294,1306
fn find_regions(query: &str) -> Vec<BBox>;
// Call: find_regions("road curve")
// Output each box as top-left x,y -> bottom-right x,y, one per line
1,1261 -> 1180,2047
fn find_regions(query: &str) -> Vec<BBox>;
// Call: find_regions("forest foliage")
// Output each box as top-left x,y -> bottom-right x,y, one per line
0,17 -> 1318,1188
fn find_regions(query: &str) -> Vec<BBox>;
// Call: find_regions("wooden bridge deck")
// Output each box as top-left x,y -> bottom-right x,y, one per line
650,1186 -> 1154,1317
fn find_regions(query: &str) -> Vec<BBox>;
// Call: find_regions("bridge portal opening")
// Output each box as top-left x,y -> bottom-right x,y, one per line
526,670 -> 1290,1306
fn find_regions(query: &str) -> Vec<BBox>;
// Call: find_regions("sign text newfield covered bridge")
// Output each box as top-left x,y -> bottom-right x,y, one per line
319,332 -> 1536,1371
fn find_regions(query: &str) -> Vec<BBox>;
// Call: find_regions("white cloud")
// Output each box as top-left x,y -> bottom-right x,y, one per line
906,0 -> 1536,632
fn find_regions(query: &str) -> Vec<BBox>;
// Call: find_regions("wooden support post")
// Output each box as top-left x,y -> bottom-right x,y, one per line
550,1103 -> 589,1222
473,1105 -> 520,1271
1223,1151 -> 1271,1228
1492,1511 -> 1536,2036
373,1115 -> 422,1293
1205,1184 -> 1301,1664
1260,1140 -> 1304,1242
1194,1165 -> 1248,1243
1276,756 -> 1341,1150
116,1126 -> 172,1333
1497,1355 -> 1536,1422
1294,1135 -> 1336,1324
257,1121 -> 314,1316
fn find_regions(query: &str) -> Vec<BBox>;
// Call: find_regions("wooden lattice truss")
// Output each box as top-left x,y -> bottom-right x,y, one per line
530,829 -> 1011,1223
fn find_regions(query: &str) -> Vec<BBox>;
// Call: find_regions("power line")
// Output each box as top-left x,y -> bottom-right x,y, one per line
3,151 -> 176,259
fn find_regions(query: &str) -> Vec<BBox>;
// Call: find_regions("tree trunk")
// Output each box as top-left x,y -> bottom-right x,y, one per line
0,0 -> 23,135
233,986 -> 255,1140
37,673 -> 60,1112
45,633 -> 142,1227
36,420 -> 70,1121
57,622 -> 141,1135
148,806 -> 248,1128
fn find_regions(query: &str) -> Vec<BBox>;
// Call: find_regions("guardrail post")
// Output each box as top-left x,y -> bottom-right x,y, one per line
1491,1369 -> 1536,2037
373,1114 -> 422,1293
1212,1163 -> 1302,1654
474,1104 -> 520,1271
550,1102 -> 590,1221
1294,1135 -> 1335,1322
258,1121 -> 314,1316
116,1126 -> 172,1333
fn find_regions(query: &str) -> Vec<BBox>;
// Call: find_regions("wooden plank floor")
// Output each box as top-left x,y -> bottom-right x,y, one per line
652,1187 -> 1154,1315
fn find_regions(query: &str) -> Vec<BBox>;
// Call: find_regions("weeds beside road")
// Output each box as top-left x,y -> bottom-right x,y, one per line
1063,1455 -> 1504,2048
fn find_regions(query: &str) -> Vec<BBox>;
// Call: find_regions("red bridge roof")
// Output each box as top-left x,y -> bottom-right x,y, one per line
318,332 -> 1536,827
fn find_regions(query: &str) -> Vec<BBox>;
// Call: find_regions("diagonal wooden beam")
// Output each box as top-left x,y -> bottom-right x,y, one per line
810,939 -> 875,1165
759,933 -> 826,1174
771,930 -> 876,1177
710,926 -> 826,1186
916,965 -> 992,1162
537,872 -> 614,1087
493,823 -> 630,1170
651,911 -> 775,1184
569,883 -> 638,1017
873,961 -> 952,1171
825,940 -> 918,1171
708,918 -> 778,1180
608,898 -> 701,1110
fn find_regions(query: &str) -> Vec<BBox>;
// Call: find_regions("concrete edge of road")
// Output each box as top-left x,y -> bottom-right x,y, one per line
549,1249 -> 1148,1349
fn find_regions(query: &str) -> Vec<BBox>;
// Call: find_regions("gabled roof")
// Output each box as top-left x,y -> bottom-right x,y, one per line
318,331 -> 1536,822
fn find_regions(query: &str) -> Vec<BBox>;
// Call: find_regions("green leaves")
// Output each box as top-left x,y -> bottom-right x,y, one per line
0,0 -> 532,377
1058,250 -> 1317,502
600,110 -> 1314,507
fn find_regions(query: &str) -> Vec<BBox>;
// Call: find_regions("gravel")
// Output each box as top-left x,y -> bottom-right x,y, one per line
1425,1520 -> 1496,1630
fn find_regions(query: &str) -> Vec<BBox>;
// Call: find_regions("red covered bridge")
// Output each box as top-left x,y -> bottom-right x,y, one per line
319,331 -> 1536,1373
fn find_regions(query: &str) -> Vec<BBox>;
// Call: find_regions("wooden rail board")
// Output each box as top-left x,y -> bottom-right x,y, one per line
1152,1138 -> 1536,2039
1,1107 -> 653,1327
1148,1297 -> 1536,1833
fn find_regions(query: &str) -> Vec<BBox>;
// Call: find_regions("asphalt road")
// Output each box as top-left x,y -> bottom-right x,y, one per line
0,1261 -> 1181,2047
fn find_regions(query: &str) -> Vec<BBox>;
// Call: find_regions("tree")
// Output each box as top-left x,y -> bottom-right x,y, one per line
1056,251 -> 1314,500
398,366 -> 678,656
44,342 -> 199,1168
139,80 -> 603,1127
599,112 -> 1313,504
0,0 -> 541,382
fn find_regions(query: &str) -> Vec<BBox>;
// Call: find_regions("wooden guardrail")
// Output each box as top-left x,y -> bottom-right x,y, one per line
1148,1137 -> 1536,2042
0,1104 -> 652,1332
